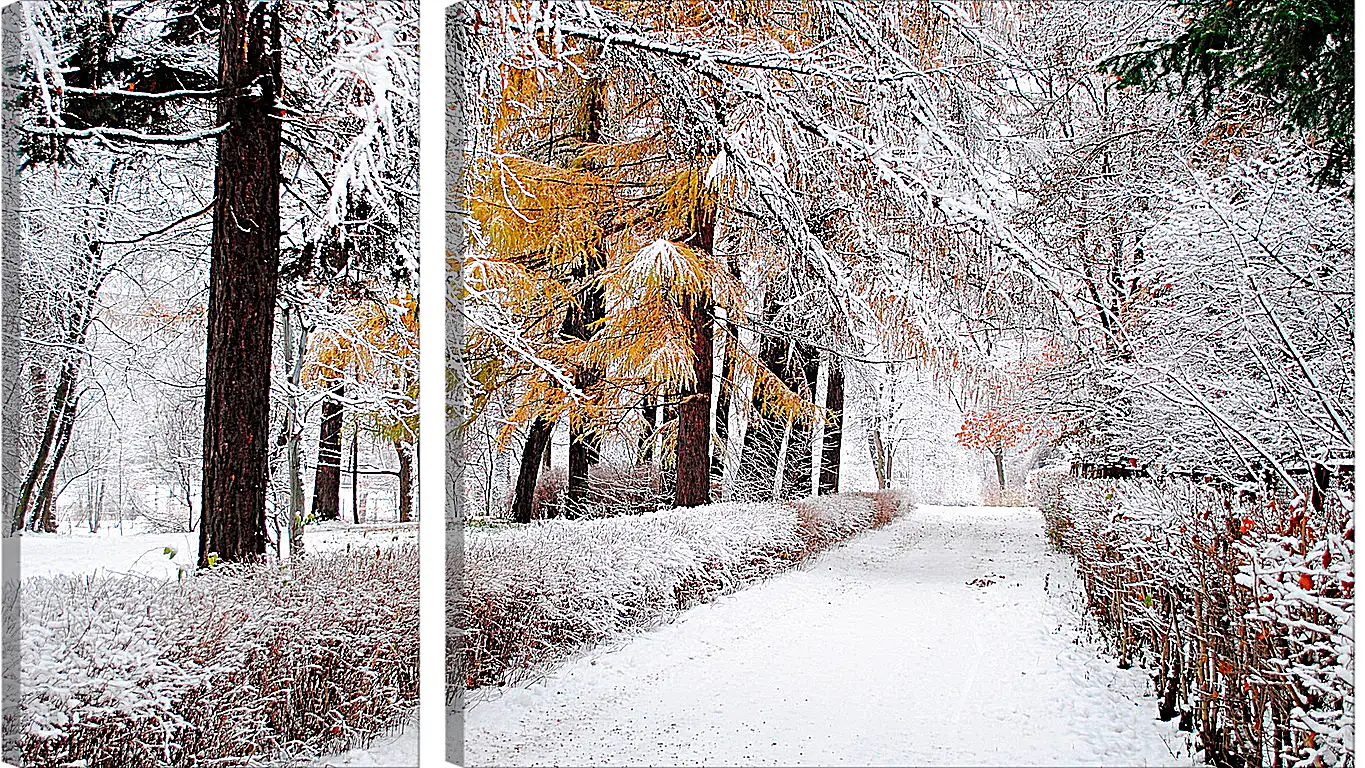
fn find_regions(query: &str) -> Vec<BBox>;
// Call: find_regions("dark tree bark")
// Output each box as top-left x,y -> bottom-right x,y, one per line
510,417 -> 552,524
675,296 -> 715,507
1309,461 -> 1330,515
198,0 -> 282,567
350,423 -> 360,523
32,394 -> 77,533
14,358 -> 78,532
779,342 -> 818,500
818,358 -> 845,495
992,447 -> 1006,492
675,200 -> 717,508
395,437 -> 413,523
311,383 -> 345,521
639,402 -> 656,464
549,71 -> 607,517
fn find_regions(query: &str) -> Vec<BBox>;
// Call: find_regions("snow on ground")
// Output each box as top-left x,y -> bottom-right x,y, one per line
18,520 -> 199,579
15,519 -> 417,579
318,719 -> 418,767
464,505 -> 1197,767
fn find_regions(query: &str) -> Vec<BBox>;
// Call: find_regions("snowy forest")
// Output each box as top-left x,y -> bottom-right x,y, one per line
3,2 -> 419,766
450,1 -> 1353,767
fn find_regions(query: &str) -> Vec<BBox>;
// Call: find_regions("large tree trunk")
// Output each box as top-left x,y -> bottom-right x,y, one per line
510,417 -> 552,524
558,72 -> 607,517
675,203 -> 717,508
818,358 -> 844,495
395,437 -> 414,523
675,295 -> 715,507
779,342 -> 818,500
311,383 -> 345,521
566,424 -> 596,518
199,0 -> 282,567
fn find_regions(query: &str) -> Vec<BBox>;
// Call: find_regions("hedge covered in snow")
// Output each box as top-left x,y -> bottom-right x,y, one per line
1031,472 -> 1353,768
452,491 -> 905,691
14,546 -> 418,768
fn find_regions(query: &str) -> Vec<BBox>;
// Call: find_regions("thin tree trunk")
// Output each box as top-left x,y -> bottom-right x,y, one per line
711,319 -> 735,488
395,437 -> 413,523
15,358 -> 78,532
350,421 -> 359,522
199,0 -> 282,567
993,448 -> 1006,492
868,423 -> 889,490
284,308 -> 306,557
818,358 -> 845,495
779,342 -> 818,500
34,464 -> 58,533
639,402 -> 656,464
311,383 -> 345,521
511,417 -> 552,524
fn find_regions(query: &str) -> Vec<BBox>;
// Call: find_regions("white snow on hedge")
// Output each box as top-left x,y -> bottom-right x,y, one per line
17,546 -> 418,767
454,492 -> 905,689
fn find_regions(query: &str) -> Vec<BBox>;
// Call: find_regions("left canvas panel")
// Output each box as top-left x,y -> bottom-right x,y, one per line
0,2 -> 419,765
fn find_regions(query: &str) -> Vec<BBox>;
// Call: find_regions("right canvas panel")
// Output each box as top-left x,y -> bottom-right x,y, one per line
446,2 -> 1355,766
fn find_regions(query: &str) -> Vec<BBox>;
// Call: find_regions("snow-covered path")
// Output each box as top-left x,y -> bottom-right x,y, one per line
464,505 -> 1196,766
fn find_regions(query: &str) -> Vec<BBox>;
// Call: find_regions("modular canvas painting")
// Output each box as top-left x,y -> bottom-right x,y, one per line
2,2 -> 419,765
447,2 -> 1353,766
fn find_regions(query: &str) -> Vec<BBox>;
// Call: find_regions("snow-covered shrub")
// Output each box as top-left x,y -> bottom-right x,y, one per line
521,462 -> 670,520
1040,477 -> 1353,768
1025,465 -> 1068,512
452,492 -> 909,691
17,546 -> 418,768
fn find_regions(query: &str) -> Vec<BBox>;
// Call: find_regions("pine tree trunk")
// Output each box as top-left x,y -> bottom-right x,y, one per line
675,295 -> 714,507
511,417 -> 552,524
818,358 -> 844,495
311,383 -> 345,521
395,437 -> 413,523
675,198 -> 717,508
199,0 -> 282,567
564,273 -> 603,516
